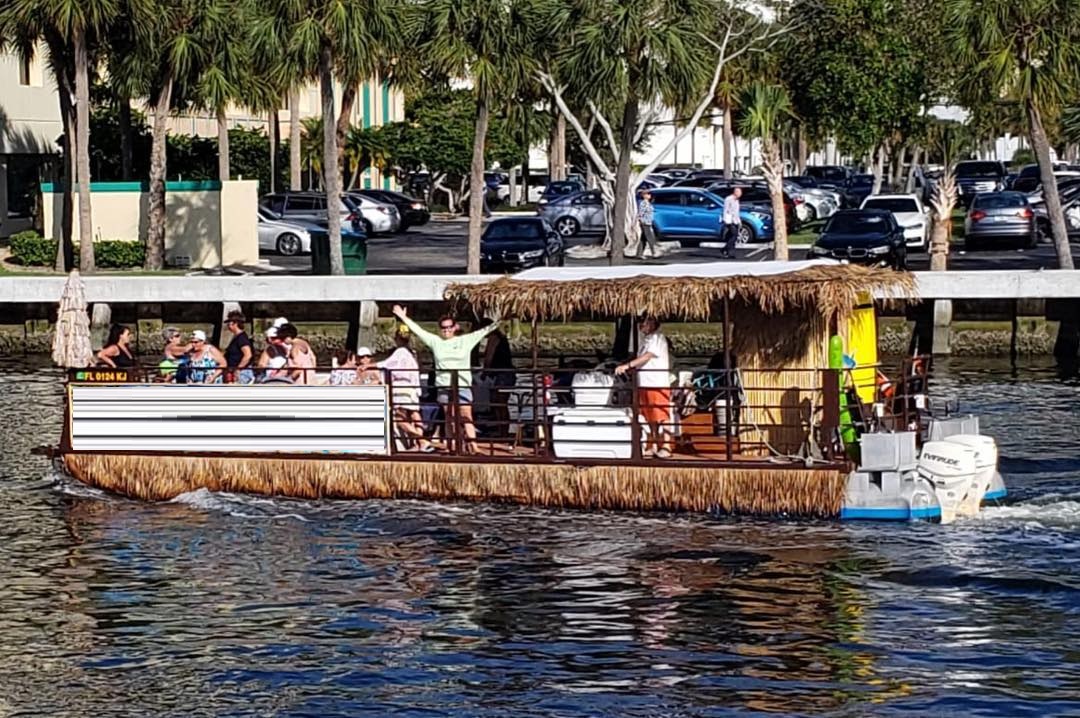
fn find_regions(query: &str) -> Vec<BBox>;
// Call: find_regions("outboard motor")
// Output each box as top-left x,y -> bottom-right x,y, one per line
944,434 -> 998,517
917,441 -> 978,524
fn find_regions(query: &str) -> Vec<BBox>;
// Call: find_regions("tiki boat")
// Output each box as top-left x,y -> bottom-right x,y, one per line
58,261 -> 1006,523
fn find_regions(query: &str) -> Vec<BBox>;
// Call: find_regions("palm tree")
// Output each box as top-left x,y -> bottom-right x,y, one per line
344,125 -> 391,189
300,116 -> 324,189
269,0 -> 400,275
924,121 -> 972,272
413,0 -> 539,274
4,0 -> 121,273
738,82 -> 795,260
713,56 -> 752,180
947,0 -> 1080,269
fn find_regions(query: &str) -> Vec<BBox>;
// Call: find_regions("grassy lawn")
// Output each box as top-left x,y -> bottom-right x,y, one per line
789,219 -> 825,245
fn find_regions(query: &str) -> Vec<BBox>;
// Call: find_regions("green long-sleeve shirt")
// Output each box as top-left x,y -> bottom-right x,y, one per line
398,315 -> 500,390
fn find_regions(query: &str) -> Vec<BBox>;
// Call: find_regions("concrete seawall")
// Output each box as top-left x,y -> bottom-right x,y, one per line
1,270 -> 1078,358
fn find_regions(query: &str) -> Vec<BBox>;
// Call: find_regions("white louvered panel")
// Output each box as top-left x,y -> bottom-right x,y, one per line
71,383 -> 388,403
72,419 -> 387,438
70,437 -> 389,453
69,383 -> 390,454
72,403 -> 388,420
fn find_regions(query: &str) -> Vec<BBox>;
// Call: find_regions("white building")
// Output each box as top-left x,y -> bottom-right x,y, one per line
0,47 -> 63,238
0,46 -> 405,238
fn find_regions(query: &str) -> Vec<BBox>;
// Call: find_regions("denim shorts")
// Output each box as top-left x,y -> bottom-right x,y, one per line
437,387 -> 473,405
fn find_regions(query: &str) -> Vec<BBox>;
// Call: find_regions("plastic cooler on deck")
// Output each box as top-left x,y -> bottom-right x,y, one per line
571,371 -> 615,407
552,407 -> 633,459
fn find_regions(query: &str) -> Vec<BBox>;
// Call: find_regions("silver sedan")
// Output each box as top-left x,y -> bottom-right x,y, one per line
258,207 -> 312,256
537,190 -> 607,237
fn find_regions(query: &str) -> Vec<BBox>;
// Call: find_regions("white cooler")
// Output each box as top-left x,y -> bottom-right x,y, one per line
571,372 -> 615,407
552,407 -> 633,459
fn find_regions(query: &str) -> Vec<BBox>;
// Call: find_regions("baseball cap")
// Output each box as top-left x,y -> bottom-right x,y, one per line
273,317 -> 289,329
192,330 -> 207,342
356,346 -> 373,357
265,327 -> 278,339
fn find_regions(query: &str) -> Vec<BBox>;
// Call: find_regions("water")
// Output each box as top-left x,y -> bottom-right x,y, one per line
1,357 -> 1078,717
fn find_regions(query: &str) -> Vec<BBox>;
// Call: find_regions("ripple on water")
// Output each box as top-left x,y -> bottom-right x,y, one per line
0,356 -> 1077,717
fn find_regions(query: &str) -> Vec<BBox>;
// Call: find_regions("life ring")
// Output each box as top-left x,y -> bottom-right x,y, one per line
877,370 -> 895,400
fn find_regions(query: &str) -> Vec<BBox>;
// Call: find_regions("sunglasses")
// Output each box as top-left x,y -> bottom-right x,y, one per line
439,324 -> 455,330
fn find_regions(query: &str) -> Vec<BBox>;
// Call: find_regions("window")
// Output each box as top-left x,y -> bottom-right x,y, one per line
652,192 -> 683,206
826,214 -> 888,233
19,56 -> 31,86
262,196 -> 286,215
284,195 -> 319,213
741,188 -> 771,202
685,193 -> 718,209
973,193 -> 1026,210
955,161 -> 1004,179
485,220 -> 542,240
863,198 -> 920,213
572,191 -> 602,206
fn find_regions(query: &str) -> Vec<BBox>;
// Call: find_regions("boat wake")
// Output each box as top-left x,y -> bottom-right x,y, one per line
977,494 -> 1080,530
171,488 -> 310,522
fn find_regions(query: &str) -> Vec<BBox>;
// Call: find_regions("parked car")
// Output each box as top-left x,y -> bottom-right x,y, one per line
784,179 -> 840,222
349,189 -> 430,230
805,165 -> 852,191
808,209 -> 907,269
480,217 -> 565,273
860,194 -> 929,250
964,192 -> 1037,250
648,187 -> 773,248
259,191 -> 399,234
705,181 -> 799,232
955,160 -> 1008,206
843,174 -> 876,207
1029,181 -> 1080,240
538,189 -> 606,237
671,173 -> 727,188
537,180 -> 586,207
257,207 -> 313,256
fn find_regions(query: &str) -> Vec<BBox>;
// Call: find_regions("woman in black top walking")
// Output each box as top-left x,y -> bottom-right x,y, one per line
223,310 -> 254,384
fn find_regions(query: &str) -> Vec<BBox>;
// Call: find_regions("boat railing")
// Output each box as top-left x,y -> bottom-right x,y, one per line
69,363 -> 897,467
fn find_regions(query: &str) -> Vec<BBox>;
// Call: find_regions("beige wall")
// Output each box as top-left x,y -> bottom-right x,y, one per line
42,180 -> 259,269
0,47 -> 63,156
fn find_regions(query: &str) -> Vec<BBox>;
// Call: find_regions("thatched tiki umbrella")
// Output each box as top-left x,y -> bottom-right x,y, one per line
52,270 -> 93,368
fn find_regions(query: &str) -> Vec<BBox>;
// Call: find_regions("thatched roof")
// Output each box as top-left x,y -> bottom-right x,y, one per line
447,261 -> 917,321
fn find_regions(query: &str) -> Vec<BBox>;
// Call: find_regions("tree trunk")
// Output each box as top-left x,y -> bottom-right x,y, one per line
891,143 -> 907,191
217,108 -> 230,182
319,45 -> 344,275
467,97 -> 490,274
722,103 -> 734,180
556,111 -> 567,180
268,108 -> 278,193
145,75 -> 173,271
289,86 -> 302,190
55,56 -> 75,272
1029,101 -> 1074,269
607,99 -> 639,265
763,139 -> 788,260
797,125 -> 808,176
905,146 -> 921,193
73,30 -> 95,273
870,144 -> 885,196
928,170 -> 955,272
118,95 -> 133,181
145,77 -> 172,269
336,83 -> 357,186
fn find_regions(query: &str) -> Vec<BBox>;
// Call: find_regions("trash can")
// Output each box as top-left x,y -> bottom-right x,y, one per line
310,231 -> 331,275
341,234 -> 368,275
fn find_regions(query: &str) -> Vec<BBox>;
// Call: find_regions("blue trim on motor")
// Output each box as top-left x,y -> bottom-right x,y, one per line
983,488 -> 1008,502
841,505 -> 942,521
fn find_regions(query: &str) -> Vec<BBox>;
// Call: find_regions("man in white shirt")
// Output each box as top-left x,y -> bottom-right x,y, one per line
721,187 -> 742,258
615,316 -> 673,458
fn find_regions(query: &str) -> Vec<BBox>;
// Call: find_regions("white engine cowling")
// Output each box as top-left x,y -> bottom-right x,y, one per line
917,441 -> 978,524
944,434 -> 998,517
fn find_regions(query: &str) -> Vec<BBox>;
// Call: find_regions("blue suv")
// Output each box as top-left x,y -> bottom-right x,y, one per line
648,188 -> 774,248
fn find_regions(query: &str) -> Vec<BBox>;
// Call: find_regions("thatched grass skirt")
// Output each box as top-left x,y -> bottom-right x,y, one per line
63,453 -> 849,518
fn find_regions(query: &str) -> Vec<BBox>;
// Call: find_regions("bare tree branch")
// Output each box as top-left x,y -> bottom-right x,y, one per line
538,71 -> 615,181
588,100 -> 621,164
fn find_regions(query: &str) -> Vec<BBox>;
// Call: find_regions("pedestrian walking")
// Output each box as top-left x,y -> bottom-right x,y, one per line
721,187 -> 742,258
636,190 -> 659,259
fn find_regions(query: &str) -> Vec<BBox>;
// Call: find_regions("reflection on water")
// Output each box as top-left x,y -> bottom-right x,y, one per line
0,356 -> 1078,716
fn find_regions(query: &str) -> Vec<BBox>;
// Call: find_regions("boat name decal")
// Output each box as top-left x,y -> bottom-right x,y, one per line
922,453 -> 960,466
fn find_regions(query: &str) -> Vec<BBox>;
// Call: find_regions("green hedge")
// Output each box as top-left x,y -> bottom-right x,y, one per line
8,231 -> 145,269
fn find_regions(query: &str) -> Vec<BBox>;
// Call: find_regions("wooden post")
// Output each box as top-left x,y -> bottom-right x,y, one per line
531,318 -> 541,456
723,295 -> 733,462
821,369 -> 840,461
1009,299 -> 1019,369
630,317 -> 642,461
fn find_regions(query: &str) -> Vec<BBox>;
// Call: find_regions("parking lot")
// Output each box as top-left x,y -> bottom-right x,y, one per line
263,218 -> 1068,274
